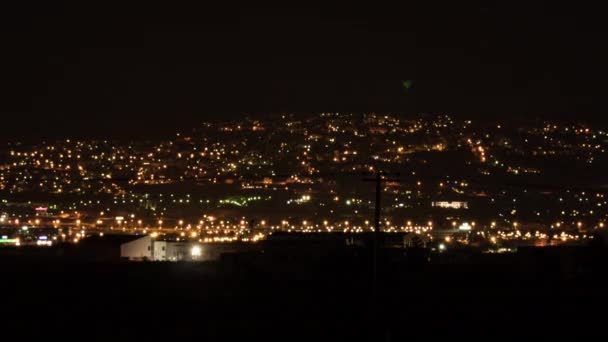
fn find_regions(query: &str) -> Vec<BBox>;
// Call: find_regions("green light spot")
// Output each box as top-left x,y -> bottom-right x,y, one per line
402,80 -> 413,92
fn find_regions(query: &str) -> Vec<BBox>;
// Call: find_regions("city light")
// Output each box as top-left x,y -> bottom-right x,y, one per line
0,114 -> 602,251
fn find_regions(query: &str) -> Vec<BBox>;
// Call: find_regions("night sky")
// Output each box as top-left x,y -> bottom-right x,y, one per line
2,2 -> 607,140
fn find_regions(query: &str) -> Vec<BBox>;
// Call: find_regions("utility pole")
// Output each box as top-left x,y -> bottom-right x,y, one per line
363,171 -> 400,322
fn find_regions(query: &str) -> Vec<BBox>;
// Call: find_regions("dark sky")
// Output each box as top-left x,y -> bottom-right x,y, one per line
1,2 -> 607,140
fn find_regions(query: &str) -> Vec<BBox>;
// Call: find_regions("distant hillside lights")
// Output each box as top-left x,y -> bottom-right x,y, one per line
287,195 -> 311,205
432,201 -> 468,209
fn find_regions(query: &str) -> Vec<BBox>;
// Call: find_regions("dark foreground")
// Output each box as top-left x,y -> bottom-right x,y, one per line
2,246 -> 608,341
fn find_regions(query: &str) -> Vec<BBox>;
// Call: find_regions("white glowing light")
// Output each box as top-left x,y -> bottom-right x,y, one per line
191,246 -> 202,257
459,222 -> 472,231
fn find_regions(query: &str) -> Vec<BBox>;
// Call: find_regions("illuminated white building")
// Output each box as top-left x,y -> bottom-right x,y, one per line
432,201 -> 468,209
120,235 -> 251,262
120,235 -> 204,261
